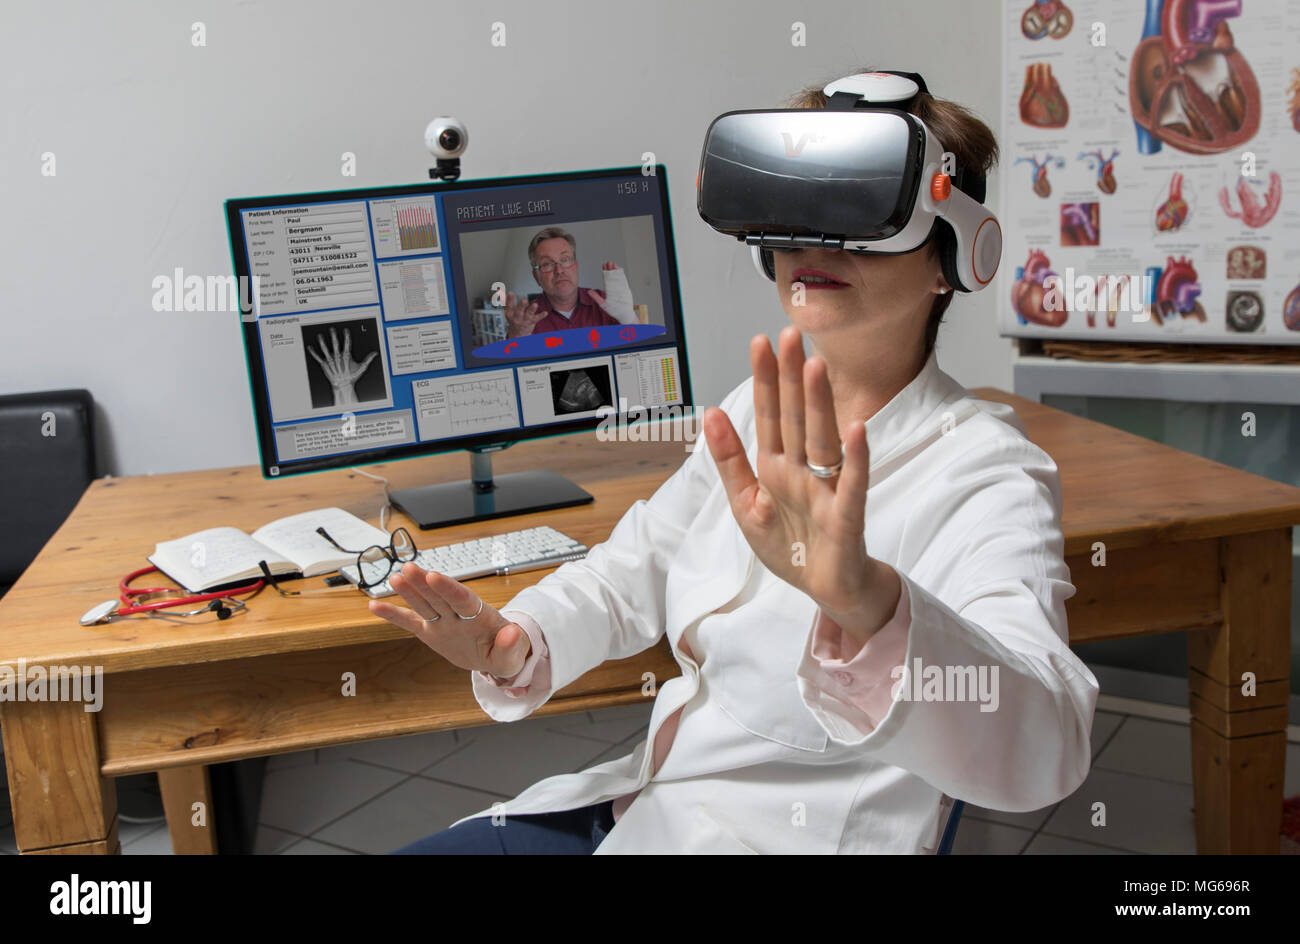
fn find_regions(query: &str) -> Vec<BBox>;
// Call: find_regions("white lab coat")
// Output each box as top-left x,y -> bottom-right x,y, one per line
455,348 -> 1099,853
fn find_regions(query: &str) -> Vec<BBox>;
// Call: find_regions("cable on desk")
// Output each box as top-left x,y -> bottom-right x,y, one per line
351,466 -> 393,531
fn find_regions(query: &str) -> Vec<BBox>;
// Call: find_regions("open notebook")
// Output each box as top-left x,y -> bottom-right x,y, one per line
148,507 -> 390,593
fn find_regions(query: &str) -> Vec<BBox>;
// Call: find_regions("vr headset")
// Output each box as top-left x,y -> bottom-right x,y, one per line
696,71 -> 1001,293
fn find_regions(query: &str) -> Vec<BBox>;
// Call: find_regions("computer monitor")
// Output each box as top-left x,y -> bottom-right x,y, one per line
226,165 -> 693,529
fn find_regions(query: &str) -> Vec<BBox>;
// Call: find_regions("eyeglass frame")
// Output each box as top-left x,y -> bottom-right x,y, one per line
530,254 -> 577,275
257,559 -> 357,597
315,526 -> 418,590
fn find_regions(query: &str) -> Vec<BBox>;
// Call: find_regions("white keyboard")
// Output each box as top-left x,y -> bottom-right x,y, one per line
341,525 -> 589,598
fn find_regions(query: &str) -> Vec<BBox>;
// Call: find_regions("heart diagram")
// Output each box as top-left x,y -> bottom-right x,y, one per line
1219,171 -> 1281,227
1061,202 -> 1100,247
1149,256 -> 1207,324
1021,0 -> 1074,40
1014,154 -> 1064,198
1079,148 -> 1119,194
1011,250 -> 1068,327
1020,62 -> 1070,128
1130,0 -> 1261,155
1155,171 -> 1191,232
1284,281 -> 1300,331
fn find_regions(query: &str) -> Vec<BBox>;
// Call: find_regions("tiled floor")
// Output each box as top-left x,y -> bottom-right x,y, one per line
1,700 -> 1298,854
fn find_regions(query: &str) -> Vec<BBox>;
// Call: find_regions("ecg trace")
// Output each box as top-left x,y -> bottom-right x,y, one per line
446,377 -> 517,430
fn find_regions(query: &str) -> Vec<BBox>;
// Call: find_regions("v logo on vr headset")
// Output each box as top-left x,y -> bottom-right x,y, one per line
781,131 -> 827,157
696,71 -> 1002,294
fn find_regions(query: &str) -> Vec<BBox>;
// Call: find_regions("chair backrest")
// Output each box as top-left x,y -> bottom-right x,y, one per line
0,389 -> 97,591
936,797 -> 966,855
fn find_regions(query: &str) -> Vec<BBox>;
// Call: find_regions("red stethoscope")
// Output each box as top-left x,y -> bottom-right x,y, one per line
78,566 -> 265,626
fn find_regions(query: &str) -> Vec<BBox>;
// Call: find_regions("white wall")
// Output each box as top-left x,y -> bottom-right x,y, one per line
0,0 -> 1007,476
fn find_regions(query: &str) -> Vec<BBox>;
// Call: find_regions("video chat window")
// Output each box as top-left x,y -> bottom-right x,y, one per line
455,215 -> 666,361
232,170 -> 687,473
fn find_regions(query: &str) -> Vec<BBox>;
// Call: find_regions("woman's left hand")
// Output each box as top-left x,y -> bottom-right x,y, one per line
703,326 -> 898,642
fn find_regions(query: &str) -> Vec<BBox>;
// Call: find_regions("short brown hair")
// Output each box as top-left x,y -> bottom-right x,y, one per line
787,72 -> 999,358
528,227 -> 576,267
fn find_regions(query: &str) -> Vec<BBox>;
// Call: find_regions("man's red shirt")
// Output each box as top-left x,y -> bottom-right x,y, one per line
527,288 -> 620,334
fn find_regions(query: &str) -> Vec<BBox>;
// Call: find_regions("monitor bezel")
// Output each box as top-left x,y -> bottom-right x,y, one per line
225,164 -> 693,480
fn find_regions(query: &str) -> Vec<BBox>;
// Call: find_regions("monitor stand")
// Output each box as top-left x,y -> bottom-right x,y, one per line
390,444 -> 593,530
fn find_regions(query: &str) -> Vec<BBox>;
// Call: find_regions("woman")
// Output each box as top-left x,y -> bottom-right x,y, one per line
376,73 -> 1099,854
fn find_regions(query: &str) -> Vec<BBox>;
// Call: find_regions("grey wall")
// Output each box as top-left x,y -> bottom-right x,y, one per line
0,0 -> 1007,476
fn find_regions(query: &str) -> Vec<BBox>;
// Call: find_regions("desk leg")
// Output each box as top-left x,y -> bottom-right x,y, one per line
157,764 -> 217,854
1186,529 -> 1291,854
0,698 -> 119,855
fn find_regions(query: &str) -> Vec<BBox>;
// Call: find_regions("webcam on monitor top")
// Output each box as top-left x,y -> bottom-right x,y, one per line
426,116 -> 468,180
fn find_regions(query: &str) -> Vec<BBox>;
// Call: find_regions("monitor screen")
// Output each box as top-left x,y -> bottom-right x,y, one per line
226,166 -> 691,478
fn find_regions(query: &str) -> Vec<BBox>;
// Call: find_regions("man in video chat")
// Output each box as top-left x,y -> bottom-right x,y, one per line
503,226 -> 638,338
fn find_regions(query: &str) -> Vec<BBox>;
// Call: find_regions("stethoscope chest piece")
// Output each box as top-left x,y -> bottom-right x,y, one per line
80,599 -> 121,626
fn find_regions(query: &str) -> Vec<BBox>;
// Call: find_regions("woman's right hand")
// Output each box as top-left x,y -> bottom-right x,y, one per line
368,562 -> 532,679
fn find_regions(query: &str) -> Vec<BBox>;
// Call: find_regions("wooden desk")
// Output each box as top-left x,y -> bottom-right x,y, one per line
1,391 -> 1295,854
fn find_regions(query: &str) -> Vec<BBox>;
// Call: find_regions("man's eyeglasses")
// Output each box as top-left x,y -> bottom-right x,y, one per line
316,526 -> 418,590
532,254 -> 576,275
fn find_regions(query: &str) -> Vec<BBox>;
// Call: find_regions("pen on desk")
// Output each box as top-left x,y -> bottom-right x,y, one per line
496,550 -> 588,576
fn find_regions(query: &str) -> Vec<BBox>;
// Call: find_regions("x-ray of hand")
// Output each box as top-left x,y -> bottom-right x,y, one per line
308,326 -> 377,407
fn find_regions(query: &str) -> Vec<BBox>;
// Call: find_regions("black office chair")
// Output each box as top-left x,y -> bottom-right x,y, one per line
0,389 -> 97,597
0,388 -> 96,810
0,390 -> 269,852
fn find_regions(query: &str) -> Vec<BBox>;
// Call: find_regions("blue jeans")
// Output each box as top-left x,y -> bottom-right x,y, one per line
391,801 -> 616,854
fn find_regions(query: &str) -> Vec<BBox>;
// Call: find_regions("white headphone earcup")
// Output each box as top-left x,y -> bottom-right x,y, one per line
751,244 -> 776,281
972,218 -> 1002,286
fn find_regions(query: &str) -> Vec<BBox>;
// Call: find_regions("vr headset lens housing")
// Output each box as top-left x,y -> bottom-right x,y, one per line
698,110 -> 925,243
695,82 -> 1002,293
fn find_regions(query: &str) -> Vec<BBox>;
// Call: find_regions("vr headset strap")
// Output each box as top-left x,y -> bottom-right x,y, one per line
824,71 -> 929,112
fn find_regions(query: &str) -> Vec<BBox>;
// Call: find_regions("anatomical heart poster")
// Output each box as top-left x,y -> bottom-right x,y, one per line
1000,0 -> 1300,343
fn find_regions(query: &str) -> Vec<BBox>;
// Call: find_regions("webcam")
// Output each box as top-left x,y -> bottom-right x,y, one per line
426,116 -> 467,180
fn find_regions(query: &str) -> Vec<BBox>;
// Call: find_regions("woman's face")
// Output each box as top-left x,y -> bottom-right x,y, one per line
772,245 -> 947,353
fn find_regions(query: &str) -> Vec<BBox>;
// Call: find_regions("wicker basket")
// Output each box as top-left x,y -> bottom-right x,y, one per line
1041,340 -> 1300,365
